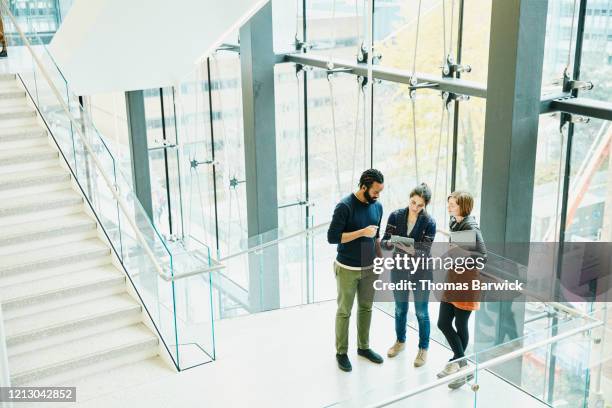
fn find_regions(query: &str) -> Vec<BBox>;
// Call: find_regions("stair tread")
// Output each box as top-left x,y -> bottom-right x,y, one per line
0,265 -> 122,302
8,323 -> 157,377
0,213 -> 94,243
0,125 -> 46,137
0,238 -> 109,270
5,293 -> 139,339
1,106 -> 35,113
0,166 -> 66,185
0,188 -> 81,215
0,89 -> 25,97
0,144 -> 55,159
0,146 -> 57,165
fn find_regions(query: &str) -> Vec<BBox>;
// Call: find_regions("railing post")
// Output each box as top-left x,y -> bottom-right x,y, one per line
0,302 -> 12,408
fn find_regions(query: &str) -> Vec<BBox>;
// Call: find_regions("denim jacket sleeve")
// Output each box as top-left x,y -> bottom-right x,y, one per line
381,211 -> 397,250
415,217 -> 436,257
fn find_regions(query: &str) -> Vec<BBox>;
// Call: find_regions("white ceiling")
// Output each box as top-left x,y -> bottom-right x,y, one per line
49,0 -> 269,94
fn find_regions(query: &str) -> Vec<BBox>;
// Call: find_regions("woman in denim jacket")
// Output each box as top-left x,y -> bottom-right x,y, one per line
381,183 -> 436,367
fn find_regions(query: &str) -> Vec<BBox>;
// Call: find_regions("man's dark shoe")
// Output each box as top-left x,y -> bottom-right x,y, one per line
336,353 -> 352,372
357,348 -> 384,364
0,49 -> 7,58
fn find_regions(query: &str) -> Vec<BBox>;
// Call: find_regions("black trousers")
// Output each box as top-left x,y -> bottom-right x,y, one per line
437,301 -> 472,361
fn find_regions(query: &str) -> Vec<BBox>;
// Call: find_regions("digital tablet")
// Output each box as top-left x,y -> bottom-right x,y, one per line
389,235 -> 415,246
450,230 -> 476,244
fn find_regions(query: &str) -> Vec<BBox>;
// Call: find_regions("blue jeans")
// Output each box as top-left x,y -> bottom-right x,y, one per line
391,270 -> 431,349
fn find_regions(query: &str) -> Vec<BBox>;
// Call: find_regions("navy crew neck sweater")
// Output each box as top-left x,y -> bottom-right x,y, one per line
327,193 -> 383,268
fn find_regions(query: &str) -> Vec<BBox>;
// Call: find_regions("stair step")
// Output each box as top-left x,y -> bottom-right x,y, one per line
0,266 -> 124,314
0,106 -> 37,121
28,357 -> 174,402
0,89 -> 25,100
0,213 -> 96,247
0,238 -> 110,278
9,323 -> 158,386
0,145 -> 58,166
5,293 -> 141,348
0,125 -> 46,142
0,73 -> 16,80
0,167 -> 69,191
0,188 -> 81,219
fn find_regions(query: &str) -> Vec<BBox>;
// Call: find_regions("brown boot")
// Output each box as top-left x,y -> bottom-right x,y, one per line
387,341 -> 405,358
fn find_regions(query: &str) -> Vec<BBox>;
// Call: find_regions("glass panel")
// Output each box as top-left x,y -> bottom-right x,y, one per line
306,0 -> 365,60
373,81 -> 454,230
374,0 -> 460,75
564,118 -> 611,242
460,0 -> 492,84
531,114 -> 568,241
542,0 -> 578,94
579,2 -> 612,103
210,216 -> 332,318
306,68 -> 368,224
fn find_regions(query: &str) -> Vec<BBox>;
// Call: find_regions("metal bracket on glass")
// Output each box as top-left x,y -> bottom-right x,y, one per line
356,75 -> 382,90
565,79 -> 594,93
148,140 -> 177,152
560,111 -> 590,127
357,42 -> 382,65
229,176 -> 246,189
294,37 -> 313,52
164,233 -> 180,242
441,55 -> 472,78
326,65 -> 353,80
190,158 -> 218,169
442,91 -> 470,110
295,63 -> 313,75
216,43 -> 240,53
278,199 -> 313,210
562,67 -> 594,93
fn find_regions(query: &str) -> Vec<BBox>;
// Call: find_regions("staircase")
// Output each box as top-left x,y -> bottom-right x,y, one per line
0,73 -> 171,388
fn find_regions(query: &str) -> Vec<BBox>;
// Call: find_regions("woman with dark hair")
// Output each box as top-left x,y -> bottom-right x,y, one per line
382,183 -> 436,367
436,191 -> 487,389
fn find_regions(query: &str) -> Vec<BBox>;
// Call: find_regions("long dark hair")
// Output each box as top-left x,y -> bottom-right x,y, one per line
410,183 -> 432,215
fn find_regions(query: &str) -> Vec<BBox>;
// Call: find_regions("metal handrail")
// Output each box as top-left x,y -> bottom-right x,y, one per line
218,222 -> 331,262
1,1 -> 171,281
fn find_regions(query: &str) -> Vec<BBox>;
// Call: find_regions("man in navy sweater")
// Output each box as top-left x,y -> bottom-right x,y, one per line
327,169 -> 385,372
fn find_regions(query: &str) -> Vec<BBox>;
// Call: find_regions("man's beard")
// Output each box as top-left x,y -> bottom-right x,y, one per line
364,188 -> 377,203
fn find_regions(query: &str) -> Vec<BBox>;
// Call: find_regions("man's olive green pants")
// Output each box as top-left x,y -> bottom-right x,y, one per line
335,262 -> 377,354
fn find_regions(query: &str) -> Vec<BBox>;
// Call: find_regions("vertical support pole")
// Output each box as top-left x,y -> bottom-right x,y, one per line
478,0 -> 549,384
240,2 -> 280,312
159,88 -> 174,235
302,0 -> 313,302
206,58 -> 221,253
0,304 -> 11,396
450,0 -> 464,193
480,0 -> 548,245
125,90 -> 154,220
549,1 -> 589,402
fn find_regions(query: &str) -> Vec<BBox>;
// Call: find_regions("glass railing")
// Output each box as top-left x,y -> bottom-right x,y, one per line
1,1 -> 216,371
327,304 -> 606,407
202,217 -> 334,319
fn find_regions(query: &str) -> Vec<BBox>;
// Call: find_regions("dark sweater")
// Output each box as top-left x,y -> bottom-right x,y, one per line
449,215 -> 488,261
327,194 -> 383,267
